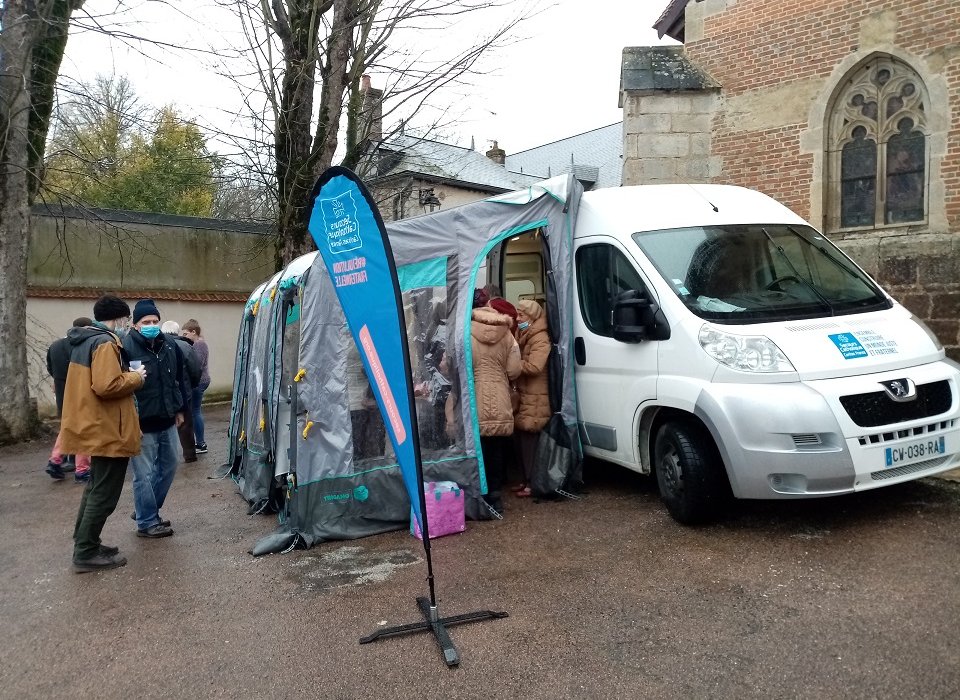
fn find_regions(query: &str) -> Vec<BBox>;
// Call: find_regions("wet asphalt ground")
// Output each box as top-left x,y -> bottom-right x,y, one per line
1,405 -> 959,699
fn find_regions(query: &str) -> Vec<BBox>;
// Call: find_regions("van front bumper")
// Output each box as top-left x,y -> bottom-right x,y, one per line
694,363 -> 960,499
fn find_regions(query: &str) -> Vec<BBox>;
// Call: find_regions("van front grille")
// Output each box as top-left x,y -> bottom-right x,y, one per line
840,380 -> 952,427
870,456 -> 949,481
857,420 -> 955,446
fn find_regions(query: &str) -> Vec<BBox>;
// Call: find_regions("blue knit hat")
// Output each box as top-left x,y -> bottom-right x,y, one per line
132,298 -> 161,324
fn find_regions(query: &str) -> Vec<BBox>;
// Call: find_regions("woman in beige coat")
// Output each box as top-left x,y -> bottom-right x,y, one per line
471,298 -> 521,513
513,300 -> 551,496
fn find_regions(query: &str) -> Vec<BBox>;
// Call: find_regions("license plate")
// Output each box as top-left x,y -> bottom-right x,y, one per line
884,436 -> 946,467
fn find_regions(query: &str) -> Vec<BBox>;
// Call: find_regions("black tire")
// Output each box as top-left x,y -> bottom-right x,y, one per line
653,420 -> 728,525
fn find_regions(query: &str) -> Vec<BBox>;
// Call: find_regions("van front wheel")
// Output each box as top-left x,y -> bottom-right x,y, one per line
653,421 -> 726,525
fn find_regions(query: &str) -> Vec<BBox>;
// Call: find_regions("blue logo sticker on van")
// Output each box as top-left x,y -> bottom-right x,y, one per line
828,333 -> 868,360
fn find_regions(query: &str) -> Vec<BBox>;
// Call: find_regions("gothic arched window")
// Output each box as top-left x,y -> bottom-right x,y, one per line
828,56 -> 928,230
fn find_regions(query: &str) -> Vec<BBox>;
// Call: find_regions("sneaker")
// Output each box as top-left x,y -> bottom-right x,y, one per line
136,524 -> 174,538
99,544 -> 120,557
74,471 -> 90,484
45,461 -> 65,480
73,552 -> 127,573
195,443 -> 208,454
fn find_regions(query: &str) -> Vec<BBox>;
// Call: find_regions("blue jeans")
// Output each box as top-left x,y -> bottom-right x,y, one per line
130,425 -> 180,530
192,384 -> 208,445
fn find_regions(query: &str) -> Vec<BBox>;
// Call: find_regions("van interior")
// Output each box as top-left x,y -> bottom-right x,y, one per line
494,230 -> 547,307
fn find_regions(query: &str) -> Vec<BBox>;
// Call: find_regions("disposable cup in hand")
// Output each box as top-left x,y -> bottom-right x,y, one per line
130,360 -> 142,370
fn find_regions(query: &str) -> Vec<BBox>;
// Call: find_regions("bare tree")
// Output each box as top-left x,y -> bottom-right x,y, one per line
0,0 -> 87,443
217,0 -> 530,264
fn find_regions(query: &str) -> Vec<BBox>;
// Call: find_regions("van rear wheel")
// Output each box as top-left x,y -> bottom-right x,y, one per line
654,420 -> 726,525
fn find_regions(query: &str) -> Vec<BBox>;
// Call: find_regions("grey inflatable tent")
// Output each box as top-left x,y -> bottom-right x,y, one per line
225,174 -> 584,554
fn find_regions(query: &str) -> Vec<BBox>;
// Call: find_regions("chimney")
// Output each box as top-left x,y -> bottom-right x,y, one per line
360,74 -> 383,142
486,140 -> 505,165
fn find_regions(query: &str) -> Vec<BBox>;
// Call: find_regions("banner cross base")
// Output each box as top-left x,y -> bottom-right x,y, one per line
359,596 -> 508,667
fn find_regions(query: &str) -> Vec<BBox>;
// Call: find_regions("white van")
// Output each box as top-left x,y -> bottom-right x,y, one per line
501,184 -> 960,523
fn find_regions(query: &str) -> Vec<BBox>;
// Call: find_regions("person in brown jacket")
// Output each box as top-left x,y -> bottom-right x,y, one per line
470,293 -> 521,514
513,300 -> 552,497
60,295 -> 146,573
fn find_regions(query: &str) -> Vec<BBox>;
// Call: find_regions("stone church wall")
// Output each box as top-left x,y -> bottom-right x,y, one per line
622,0 -> 960,358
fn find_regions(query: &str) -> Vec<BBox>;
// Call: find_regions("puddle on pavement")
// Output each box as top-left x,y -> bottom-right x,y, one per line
287,545 -> 420,591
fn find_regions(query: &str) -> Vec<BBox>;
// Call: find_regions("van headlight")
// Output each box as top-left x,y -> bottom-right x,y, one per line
699,325 -> 795,373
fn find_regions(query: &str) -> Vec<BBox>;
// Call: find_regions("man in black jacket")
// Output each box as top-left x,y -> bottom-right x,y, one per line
123,299 -> 184,538
45,317 -> 93,481
47,317 -> 92,417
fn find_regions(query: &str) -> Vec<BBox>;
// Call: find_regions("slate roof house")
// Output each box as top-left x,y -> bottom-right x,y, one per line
505,122 -> 623,190
359,76 -> 623,220
366,125 -> 623,222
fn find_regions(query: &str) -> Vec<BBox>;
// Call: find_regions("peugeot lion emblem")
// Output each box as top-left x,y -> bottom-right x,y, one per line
880,378 -> 917,402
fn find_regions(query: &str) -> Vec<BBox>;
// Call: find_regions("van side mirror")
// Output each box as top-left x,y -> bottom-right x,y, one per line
612,290 -> 670,343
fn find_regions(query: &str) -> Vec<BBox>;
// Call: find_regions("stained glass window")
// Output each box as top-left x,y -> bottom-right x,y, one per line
828,57 -> 927,230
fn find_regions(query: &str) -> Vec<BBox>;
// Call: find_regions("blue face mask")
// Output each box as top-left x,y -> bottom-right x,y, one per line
518,321 -> 530,331
140,325 -> 161,339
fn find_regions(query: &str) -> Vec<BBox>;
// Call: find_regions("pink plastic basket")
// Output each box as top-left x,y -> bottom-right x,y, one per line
411,481 -> 466,540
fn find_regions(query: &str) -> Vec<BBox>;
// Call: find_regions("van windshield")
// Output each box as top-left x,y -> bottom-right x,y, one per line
631,224 -> 891,323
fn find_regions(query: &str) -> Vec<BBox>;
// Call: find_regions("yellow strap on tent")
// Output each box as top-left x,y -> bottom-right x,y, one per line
269,286 -> 277,301
252,300 -> 260,316
294,369 -> 306,383
239,430 -> 246,444
302,420 -> 314,439
259,416 -> 265,432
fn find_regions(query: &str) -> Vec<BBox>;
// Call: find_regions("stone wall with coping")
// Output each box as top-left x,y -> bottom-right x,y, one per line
27,207 -> 277,416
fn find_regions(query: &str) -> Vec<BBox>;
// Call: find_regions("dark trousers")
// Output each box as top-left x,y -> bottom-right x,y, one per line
73,456 -> 129,560
479,435 -> 513,497
516,429 -> 540,482
177,409 -> 197,461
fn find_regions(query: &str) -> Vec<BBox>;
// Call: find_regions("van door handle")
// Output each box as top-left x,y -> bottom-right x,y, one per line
574,337 -> 586,365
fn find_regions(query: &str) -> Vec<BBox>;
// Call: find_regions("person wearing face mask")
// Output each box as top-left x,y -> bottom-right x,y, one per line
123,299 -> 185,538
512,300 -> 551,497
60,295 -> 146,572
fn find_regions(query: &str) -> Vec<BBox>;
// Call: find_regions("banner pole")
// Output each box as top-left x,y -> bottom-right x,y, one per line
309,166 -> 506,668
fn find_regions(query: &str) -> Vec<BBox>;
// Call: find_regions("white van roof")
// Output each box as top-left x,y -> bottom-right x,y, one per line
579,184 -> 810,234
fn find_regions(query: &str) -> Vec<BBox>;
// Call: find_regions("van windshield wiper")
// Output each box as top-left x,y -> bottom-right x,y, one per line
786,225 -> 884,291
760,227 -> 836,315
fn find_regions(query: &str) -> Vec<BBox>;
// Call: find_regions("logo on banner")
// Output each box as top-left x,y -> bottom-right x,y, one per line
319,191 -> 362,254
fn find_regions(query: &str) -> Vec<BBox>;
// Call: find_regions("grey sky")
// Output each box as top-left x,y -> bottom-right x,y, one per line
61,0 -> 675,157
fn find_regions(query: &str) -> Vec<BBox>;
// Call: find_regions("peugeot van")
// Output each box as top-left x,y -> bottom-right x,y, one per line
500,184 -> 960,523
